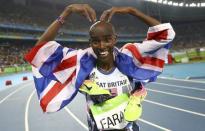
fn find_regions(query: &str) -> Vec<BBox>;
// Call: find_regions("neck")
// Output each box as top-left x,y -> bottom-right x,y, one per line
97,60 -> 115,72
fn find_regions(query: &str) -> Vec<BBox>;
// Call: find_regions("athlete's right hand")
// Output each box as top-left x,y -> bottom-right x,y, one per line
62,4 -> 97,22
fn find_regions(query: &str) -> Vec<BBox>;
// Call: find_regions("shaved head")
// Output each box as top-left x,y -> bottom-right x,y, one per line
89,21 -> 116,37
89,21 -> 117,65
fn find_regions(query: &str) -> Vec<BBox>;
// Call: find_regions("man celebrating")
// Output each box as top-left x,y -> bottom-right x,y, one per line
25,4 -> 175,131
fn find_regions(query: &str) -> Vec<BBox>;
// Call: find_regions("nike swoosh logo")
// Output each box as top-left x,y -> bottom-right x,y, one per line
84,84 -> 92,90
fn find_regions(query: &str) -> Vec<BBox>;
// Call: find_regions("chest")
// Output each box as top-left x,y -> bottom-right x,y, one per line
89,68 -> 132,95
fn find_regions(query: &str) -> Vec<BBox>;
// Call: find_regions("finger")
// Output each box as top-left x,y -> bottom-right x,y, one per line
86,6 -> 96,22
100,10 -> 110,21
99,11 -> 107,21
84,8 -> 92,22
107,11 -> 114,22
89,7 -> 97,22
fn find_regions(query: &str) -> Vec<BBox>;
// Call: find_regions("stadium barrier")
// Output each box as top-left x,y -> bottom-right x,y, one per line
23,76 -> 28,81
172,47 -> 205,64
4,76 -> 29,86
0,65 -> 32,75
0,65 -> 31,86
5,80 -> 12,86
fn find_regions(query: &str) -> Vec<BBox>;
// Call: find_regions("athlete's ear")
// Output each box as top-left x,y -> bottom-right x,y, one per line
89,43 -> 92,47
113,35 -> 117,45
89,39 -> 92,47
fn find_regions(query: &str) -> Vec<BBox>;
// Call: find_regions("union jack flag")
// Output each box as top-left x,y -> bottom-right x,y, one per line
24,23 -> 175,113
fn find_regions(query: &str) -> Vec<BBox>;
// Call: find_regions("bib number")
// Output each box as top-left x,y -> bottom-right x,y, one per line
90,94 -> 129,130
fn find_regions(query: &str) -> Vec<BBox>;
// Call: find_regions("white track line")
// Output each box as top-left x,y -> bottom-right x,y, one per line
64,107 -> 171,131
138,118 -> 171,131
147,88 -> 205,101
64,107 -> 89,130
0,83 -> 32,104
145,99 -> 205,117
158,77 -> 205,84
153,82 -> 205,92
25,90 -> 35,131
0,80 -> 33,92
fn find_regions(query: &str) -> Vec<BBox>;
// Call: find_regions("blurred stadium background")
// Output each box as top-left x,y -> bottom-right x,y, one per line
0,1 -> 205,131
0,0 -> 205,74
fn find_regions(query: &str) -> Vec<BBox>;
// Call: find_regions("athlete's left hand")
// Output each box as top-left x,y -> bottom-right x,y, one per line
100,7 -> 136,22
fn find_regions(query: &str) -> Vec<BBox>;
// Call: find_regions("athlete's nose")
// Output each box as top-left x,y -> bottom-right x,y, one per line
99,41 -> 106,49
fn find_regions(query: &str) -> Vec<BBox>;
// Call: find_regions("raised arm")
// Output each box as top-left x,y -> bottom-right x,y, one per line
100,7 -> 175,83
100,7 -> 160,26
100,7 -> 175,54
36,4 -> 96,45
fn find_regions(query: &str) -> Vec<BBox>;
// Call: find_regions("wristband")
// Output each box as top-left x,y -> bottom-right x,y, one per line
56,16 -> 65,24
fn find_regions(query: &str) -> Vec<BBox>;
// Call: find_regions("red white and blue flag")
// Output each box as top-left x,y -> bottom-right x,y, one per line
24,23 -> 175,113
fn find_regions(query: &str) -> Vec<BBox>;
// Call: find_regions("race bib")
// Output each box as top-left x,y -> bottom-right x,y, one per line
90,94 -> 129,130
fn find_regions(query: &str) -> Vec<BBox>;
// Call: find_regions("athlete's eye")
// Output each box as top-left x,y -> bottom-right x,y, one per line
104,37 -> 113,43
90,38 -> 100,45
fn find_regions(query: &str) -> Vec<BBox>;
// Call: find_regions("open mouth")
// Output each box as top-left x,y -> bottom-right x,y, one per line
98,51 -> 109,57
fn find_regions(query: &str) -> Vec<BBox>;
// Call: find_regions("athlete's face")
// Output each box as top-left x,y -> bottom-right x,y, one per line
89,21 -> 117,63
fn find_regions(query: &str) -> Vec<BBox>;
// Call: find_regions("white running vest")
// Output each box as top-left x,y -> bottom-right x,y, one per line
87,67 -> 133,130
89,67 -> 132,96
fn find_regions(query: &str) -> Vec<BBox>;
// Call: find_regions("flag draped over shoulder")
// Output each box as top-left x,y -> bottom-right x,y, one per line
116,23 -> 175,83
24,23 -> 175,113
